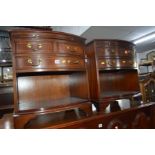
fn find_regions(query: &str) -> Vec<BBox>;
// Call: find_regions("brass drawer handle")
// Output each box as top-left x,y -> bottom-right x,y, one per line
62,60 -> 66,64
124,50 -> 128,54
114,126 -> 119,129
38,44 -> 42,49
122,60 -> 126,64
27,58 -> 32,64
27,43 -> 32,49
101,61 -> 105,65
27,43 -> 42,50
27,58 -> 42,66
32,34 -> 39,37
73,60 -> 80,64
66,46 -> 70,50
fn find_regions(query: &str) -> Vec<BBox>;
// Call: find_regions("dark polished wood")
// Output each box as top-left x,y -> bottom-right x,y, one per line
15,54 -> 85,72
86,40 -> 140,111
45,102 -> 155,129
10,29 -> 91,128
1,102 -> 155,129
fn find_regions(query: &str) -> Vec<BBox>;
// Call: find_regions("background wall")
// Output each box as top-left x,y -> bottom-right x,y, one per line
136,50 -> 155,73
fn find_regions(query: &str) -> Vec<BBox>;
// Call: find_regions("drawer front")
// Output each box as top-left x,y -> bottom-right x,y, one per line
119,59 -> 134,68
96,47 -> 134,57
15,54 -> 85,71
96,40 -> 134,48
119,48 -> 134,57
98,58 -> 135,69
15,41 -> 53,53
96,47 -> 118,57
11,32 -> 85,43
12,32 -> 53,39
56,42 -> 84,56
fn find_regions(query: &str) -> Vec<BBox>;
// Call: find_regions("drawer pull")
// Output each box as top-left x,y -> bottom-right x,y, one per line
67,60 -> 71,64
38,44 -> 42,49
27,43 -> 32,49
62,60 -> 66,64
101,61 -> 105,65
124,50 -> 128,54
122,60 -> 126,64
27,58 -> 32,64
32,34 -> 39,37
66,46 -> 70,50
98,123 -> 103,128
114,126 -> 119,129
73,60 -> 79,64
27,58 -> 42,66
27,43 -> 42,50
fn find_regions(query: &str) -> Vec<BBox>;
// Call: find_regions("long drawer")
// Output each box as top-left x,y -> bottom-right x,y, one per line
96,47 -> 134,57
15,54 -> 85,72
98,58 -> 135,69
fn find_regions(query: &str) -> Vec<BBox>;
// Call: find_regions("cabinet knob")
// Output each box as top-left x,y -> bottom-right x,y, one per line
122,60 -> 126,64
66,46 -> 70,50
98,123 -> 103,128
124,50 -> 128,54
101,61 -> 105,65
27,43 -> 32,49
114,126 -> 119,129
38,44 -> 42,49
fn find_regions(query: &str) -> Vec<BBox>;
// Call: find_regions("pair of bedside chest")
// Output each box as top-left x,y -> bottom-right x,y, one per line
10,29 -> 145,129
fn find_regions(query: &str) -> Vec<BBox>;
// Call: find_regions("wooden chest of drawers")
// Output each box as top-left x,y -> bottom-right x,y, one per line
10,29 -> 92,128
94,40 -> 136,69
86,40 -> 140,111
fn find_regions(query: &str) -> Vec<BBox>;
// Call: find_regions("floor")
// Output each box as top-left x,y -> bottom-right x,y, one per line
0,113 -> 14,129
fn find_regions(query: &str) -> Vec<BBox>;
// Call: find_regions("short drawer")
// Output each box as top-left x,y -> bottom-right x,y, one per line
55,42 -> 84,56
96,47 -> 118,57
118,48 -> 134,57
15,41 -> 53,53
98,58 -> 135,69
119,59 -> 134,68
15,54 -> 85,71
